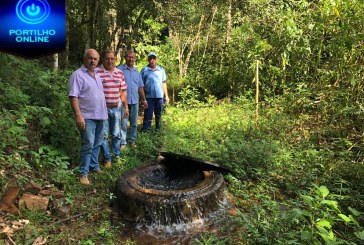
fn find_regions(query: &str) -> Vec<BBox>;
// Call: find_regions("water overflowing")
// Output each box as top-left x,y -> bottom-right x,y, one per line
116,196 -> 234,244
115,155 -> 233,243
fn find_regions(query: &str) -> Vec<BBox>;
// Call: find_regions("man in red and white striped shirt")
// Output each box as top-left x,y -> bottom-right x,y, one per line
97,49 -> 128,168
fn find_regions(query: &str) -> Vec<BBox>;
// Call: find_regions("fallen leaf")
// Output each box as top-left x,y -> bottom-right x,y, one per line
32,236 -> 48,245
10,219 -> 29,232
1,225 -> 14,235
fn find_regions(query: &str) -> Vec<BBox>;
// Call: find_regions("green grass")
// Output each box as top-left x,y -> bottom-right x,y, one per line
1,93 -> 364,243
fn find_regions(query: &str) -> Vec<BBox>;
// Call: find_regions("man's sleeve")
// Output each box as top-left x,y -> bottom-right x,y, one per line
140,68 -> 146,84
138,72 -> 144,88
120,71 -> 127,90
69,73 -> 81,97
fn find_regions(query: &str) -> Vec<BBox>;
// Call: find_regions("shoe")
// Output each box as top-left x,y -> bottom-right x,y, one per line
130,143 -> 137,148
80,176 -> 90,185
120,145 -> 126,150
91,169 -> 103,174
104,162 -> 112,169
94,169 -> 103,174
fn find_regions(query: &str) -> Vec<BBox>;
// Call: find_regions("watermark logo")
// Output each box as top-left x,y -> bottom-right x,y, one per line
16,0 -> 51,25
0,0 -> 65,59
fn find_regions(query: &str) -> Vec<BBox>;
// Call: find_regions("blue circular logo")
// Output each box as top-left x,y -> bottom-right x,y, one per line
16,0 -> 50,25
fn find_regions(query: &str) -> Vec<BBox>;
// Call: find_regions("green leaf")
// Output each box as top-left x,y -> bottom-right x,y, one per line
349,214 -> 360,227
285,208 -> 303,221
316,225 -> 329,236
301,194 -> 314,207
338,214 -> 351,223
19,136 -> 29,143
355,231 -> 364,240
16,118 -> 27,125
40,116 -> 51,126
318,185 -> 330,199
316,226 -> 336,243
321,200 -> 340,212
316,219 -> 332,229
348,207 -> 361,216
301,230 -> 312,240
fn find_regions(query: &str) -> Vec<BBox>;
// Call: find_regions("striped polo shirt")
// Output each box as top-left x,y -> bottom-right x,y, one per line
96,65 -> 127,107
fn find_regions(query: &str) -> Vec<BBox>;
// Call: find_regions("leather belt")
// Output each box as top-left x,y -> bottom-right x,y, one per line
106,103 -> 119,108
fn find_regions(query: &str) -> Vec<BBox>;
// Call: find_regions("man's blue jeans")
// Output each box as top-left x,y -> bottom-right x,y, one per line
142,98 -> 163,131
101,107 -> 121,162
121,103 -> 139,144
79,119 -> 105,176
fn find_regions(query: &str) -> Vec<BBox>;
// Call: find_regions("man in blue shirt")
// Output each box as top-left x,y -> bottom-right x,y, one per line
141,52 -> 170,131
118,50 -> 147,147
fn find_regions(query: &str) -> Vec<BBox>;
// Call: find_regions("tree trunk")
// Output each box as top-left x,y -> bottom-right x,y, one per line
226,0 -> 232,45
85,0 -> 91,49
199,6 -> 218,73
255,60 -> 260,128
109,26 -> 119,50
64,0 -> 70,69
52,53 -> 59,72
116,28 -> 125,53
182,15 -> 204,77
220,0 -> 232,73
85,0 -> 98,49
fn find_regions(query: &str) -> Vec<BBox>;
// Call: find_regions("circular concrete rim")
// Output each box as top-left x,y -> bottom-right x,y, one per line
127,165 -> 215,196
116,164 -> 225,224
116,164 -> 224,204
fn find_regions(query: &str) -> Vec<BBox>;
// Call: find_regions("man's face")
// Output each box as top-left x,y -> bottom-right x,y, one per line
125,52 -> 135,67
148,56 -> 157,68
103,52 -> 116,71
83,50 -> 99,71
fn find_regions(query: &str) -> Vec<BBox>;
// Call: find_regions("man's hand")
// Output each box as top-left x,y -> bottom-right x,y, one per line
123,108 -> 129,118
76,114 -> 86,130
70,97 -> 85,130
142,100 -> 148,109
164,96 -> 170,104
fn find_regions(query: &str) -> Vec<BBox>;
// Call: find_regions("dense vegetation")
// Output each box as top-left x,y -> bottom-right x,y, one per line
1,0 -> 364,244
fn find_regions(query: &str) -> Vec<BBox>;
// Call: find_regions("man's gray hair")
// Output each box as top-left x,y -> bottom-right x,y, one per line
102,48 -> 116,58
124,49 -> 136,57
83,48 -> 100,58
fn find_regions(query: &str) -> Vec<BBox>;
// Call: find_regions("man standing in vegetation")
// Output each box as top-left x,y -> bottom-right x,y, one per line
141,52 -> 169,131
118,50 -> 148,147
69,49 -> 107,186
98,49 -> 128,168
